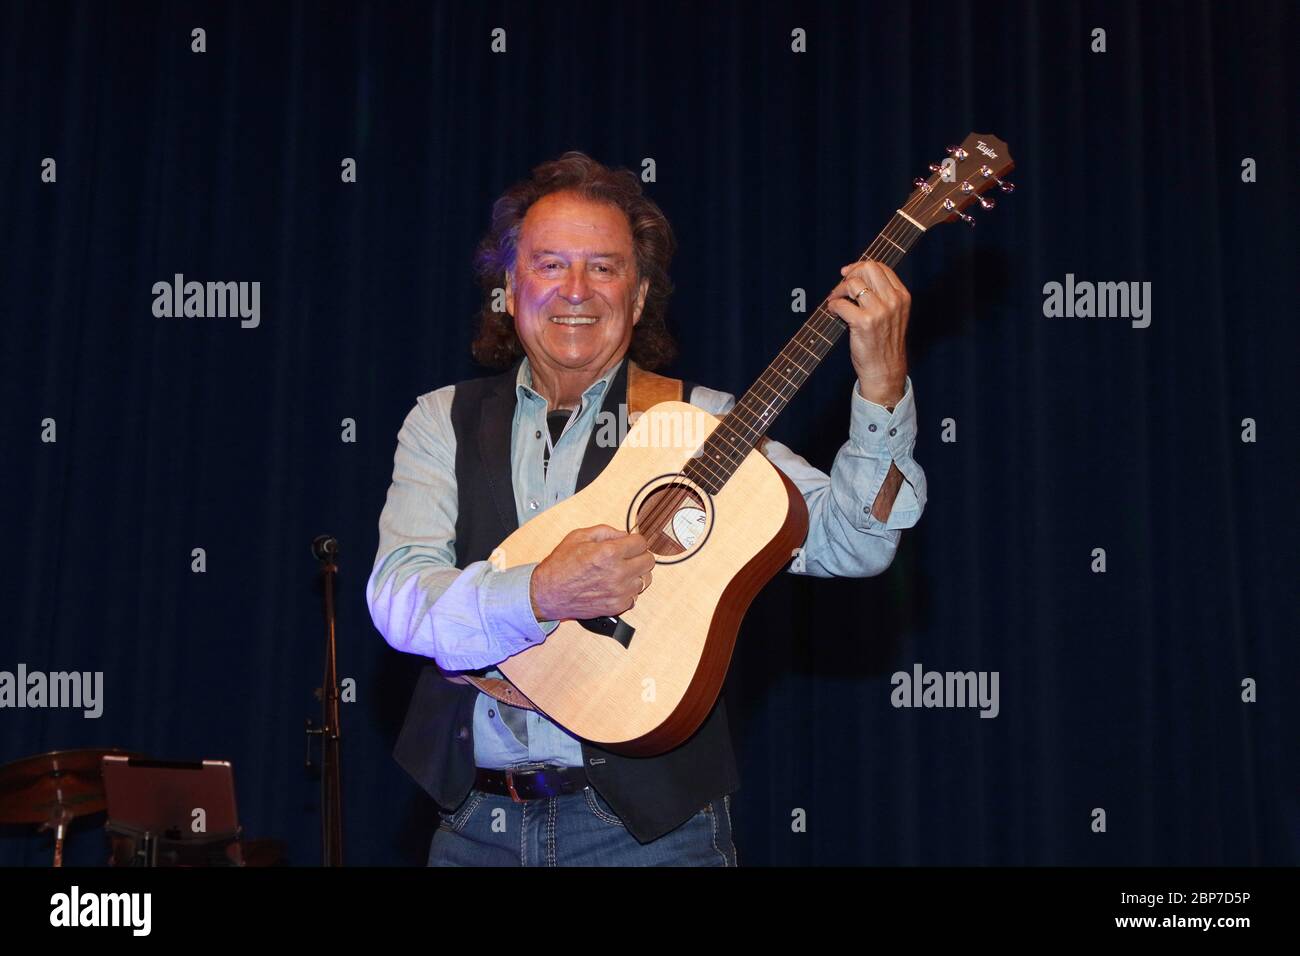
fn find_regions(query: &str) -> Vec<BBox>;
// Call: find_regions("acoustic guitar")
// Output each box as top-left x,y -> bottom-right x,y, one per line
491,132 -> 1015,755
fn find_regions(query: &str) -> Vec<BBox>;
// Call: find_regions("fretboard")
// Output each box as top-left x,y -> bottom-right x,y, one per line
684,210 -> 925,494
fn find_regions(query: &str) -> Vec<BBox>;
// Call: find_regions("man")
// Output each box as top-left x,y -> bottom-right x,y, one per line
367,151 -> 926,866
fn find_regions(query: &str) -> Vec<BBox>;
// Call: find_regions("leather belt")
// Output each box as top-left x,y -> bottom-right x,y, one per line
474,764 -> 589,802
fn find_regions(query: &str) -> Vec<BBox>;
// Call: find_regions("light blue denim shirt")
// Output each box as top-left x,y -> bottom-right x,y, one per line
367,355 -> 926,768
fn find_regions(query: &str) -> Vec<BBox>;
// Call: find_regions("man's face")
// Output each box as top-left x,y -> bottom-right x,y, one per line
506,190 -> 648,381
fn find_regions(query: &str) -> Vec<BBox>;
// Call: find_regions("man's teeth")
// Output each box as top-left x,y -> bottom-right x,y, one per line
550,316 -> 598,325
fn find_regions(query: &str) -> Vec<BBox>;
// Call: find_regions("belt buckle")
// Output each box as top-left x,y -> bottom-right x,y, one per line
504,762 -> 550,802
504,768 -> 523,802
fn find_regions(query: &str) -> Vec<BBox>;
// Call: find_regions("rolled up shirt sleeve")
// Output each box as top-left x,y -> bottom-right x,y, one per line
365,386 -> 558,671
694,375 -> 927,579
841,375 -> 927,533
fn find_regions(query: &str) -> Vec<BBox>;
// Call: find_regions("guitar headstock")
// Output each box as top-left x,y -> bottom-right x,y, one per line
904,132 -> 1015,229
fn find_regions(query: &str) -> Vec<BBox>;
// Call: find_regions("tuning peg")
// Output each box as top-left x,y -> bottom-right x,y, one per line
928,162 -> 944,174
977,164 -> 1013,195
941,197 -> 977,227
946,145 -> 969,160
912,177 -> 932,194
977,195 -> 995,210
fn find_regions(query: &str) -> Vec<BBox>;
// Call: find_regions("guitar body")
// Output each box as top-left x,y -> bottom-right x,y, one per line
495,400 -> 809,756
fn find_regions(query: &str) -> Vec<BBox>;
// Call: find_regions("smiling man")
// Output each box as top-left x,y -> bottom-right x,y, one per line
367,151 -> 927,866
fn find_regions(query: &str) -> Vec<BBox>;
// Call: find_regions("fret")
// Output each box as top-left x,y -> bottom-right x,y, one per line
716,415 -> 758,446
778,342 -> 817,370
880,234 -> 906,255
805,324 -> 833,346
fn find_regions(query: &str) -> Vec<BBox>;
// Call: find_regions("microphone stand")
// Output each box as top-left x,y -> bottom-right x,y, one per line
306,535 -> 344,866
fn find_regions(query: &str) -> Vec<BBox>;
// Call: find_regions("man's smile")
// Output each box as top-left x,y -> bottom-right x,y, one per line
549,314 -> 600,325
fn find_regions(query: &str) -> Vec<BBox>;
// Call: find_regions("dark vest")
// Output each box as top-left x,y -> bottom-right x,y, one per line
392,357 -> 741,844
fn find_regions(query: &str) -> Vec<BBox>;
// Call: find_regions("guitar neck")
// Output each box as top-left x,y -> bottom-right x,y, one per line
683,210 -> 927,495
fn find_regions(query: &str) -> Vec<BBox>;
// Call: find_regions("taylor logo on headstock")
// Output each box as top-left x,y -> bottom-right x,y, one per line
907,133 -> 1015,229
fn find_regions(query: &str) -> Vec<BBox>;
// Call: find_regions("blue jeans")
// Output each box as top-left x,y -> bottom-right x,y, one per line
427,787 -> 737,866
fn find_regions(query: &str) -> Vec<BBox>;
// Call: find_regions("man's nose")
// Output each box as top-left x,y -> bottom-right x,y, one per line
557,263 -> 593,304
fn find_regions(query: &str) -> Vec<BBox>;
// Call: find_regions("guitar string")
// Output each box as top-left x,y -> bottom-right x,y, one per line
627,172 -> 980,558
628,201 -> 932,544
624,220 -> 915,550
682,179 -> 956,487
626,182 -> 954,548
708,172 -> 981,467
642,195 -> 930,505
688,171 -> 978,487
713,217 -> 915,459
629,183 -> 945,535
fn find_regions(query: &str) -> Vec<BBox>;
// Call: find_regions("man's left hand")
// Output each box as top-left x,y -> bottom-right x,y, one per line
826,260 -> 910,408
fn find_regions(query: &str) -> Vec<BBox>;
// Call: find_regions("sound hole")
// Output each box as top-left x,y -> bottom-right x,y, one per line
636,483 -> 708,557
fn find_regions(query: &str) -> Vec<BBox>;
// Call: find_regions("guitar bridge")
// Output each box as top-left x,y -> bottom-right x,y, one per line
577,615 -> 635,649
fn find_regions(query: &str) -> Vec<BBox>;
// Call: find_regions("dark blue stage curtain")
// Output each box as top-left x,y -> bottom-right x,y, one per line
0,0 -> 1294,865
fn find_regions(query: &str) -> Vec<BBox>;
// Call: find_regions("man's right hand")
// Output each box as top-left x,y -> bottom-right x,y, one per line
529,525 -> 654,622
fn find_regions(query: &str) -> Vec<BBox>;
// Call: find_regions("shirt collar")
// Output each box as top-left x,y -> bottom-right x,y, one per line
516,353 -> 626,410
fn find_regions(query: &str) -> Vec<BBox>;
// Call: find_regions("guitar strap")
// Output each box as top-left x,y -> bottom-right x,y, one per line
445,359 -> 684,713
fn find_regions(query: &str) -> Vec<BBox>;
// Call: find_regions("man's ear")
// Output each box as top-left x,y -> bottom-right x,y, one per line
503,268 -> 516,317
632,275 -> 649,326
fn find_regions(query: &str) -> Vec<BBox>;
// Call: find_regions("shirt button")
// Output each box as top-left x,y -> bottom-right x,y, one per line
488,709 -> 496,718
863,506 -> 870,514
868,423 -> 877,432
534,430 -> 541,439
528,499 -> 539,510
889,428 -> 897,437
